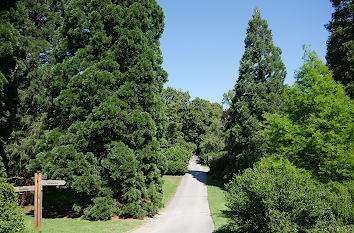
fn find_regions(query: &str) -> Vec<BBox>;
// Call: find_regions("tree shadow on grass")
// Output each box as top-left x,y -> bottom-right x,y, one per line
214,224 -> 232,233
206,175 -> 234,233
25,187 -> 91,219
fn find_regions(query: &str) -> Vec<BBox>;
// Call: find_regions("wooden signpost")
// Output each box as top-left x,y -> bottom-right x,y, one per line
14,173 -> 66,231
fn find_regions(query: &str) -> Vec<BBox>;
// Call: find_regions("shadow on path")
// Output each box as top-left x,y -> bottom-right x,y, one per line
188,170 -> 207,185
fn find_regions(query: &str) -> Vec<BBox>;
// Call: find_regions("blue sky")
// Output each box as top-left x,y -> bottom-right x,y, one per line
156,0 -> 334,104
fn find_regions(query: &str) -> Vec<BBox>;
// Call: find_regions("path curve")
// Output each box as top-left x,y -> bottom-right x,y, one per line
130,156 -> 214,233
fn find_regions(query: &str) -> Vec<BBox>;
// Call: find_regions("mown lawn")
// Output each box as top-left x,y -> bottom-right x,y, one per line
206,175 -> 229,232
161,175 -> 183,207
22,175 -> 182,233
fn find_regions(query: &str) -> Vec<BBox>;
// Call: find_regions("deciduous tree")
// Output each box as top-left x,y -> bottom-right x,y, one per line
263,48 -> 354,182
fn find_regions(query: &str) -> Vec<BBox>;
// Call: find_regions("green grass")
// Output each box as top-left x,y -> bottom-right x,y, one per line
22,175 -> 182,233
206,175 -> 229,232
161,175 -> 182,207
22,216 -> 143,233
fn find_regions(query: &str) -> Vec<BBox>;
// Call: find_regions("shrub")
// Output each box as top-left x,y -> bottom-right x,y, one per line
225,157 -> 351,232
83,196 -> 116,221
325,180 -> 354,226
0,181 -> 25,233
164,146 -> 192,175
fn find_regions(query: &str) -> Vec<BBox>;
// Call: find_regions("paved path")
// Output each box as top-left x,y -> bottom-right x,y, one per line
130,156 -> 214,233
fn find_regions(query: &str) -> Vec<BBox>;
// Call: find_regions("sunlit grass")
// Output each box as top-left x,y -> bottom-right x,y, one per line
206,175 -> 229,232
22,175 -> 182,233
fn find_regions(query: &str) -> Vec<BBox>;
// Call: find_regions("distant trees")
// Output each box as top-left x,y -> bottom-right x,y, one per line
164,146 -> 192,175
162,87 -> 225,169
224,7 -> 286,174
162,87 -> 193,151
326,0 -> 353,98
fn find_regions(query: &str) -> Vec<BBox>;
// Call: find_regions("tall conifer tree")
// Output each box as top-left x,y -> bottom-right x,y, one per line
3,0 -> 62,182
0,0 -> 27,176
225,8 -> 286,174
325,0 -> 353,98
29,0 -> 167,219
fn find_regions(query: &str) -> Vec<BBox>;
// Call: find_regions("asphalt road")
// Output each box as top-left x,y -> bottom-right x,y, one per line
130,156 -> 214,233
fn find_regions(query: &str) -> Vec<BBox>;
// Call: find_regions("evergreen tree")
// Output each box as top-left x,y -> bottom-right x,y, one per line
0,0 -> 27,176
225,8 -> 286,174
3,0 -> 62,182
29,0 -> 167,219
326,0 -> 353,98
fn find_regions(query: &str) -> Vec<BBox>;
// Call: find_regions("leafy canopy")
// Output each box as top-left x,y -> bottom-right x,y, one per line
263,47 -> 354,183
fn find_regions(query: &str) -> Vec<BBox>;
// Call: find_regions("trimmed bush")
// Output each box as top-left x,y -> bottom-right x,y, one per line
0,181 -> 25,233
164,146 -> 192,175
225,157 -> 352,232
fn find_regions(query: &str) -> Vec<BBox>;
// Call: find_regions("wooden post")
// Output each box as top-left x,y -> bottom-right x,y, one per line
14,173 -> 65,232
34,173 -> 42,231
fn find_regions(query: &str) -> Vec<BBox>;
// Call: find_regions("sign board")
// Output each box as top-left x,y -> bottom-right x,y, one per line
14,186 -> 35,192
42,180 -> 66,186
13,173 -> 66,231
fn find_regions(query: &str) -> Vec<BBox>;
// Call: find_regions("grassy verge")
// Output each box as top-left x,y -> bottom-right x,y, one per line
22,175 -> 182,233
22,216 -> 143,233
206,175 -> 229,232
161,175 -> 182,207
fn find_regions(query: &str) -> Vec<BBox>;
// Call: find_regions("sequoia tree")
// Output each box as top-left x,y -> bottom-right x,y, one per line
225,8 -> 286,174
29,0 -> 167,220
326,0 -> 353,98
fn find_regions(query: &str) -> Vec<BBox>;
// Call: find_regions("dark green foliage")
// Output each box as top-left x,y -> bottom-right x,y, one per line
29,0 -> 167,220
199,152 -> 213,166
3,0 -> 62,183
225,157 -> 352,233
209,152 -> 229,179
224,8 -> 286,175
164,146 -> 192,175
0,0 -> 27,177
263,48 -> 353,182
0,181 -> 25,233
83,196 -> 117,221
200,118 -> 225,156
326,0 -> 354,98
